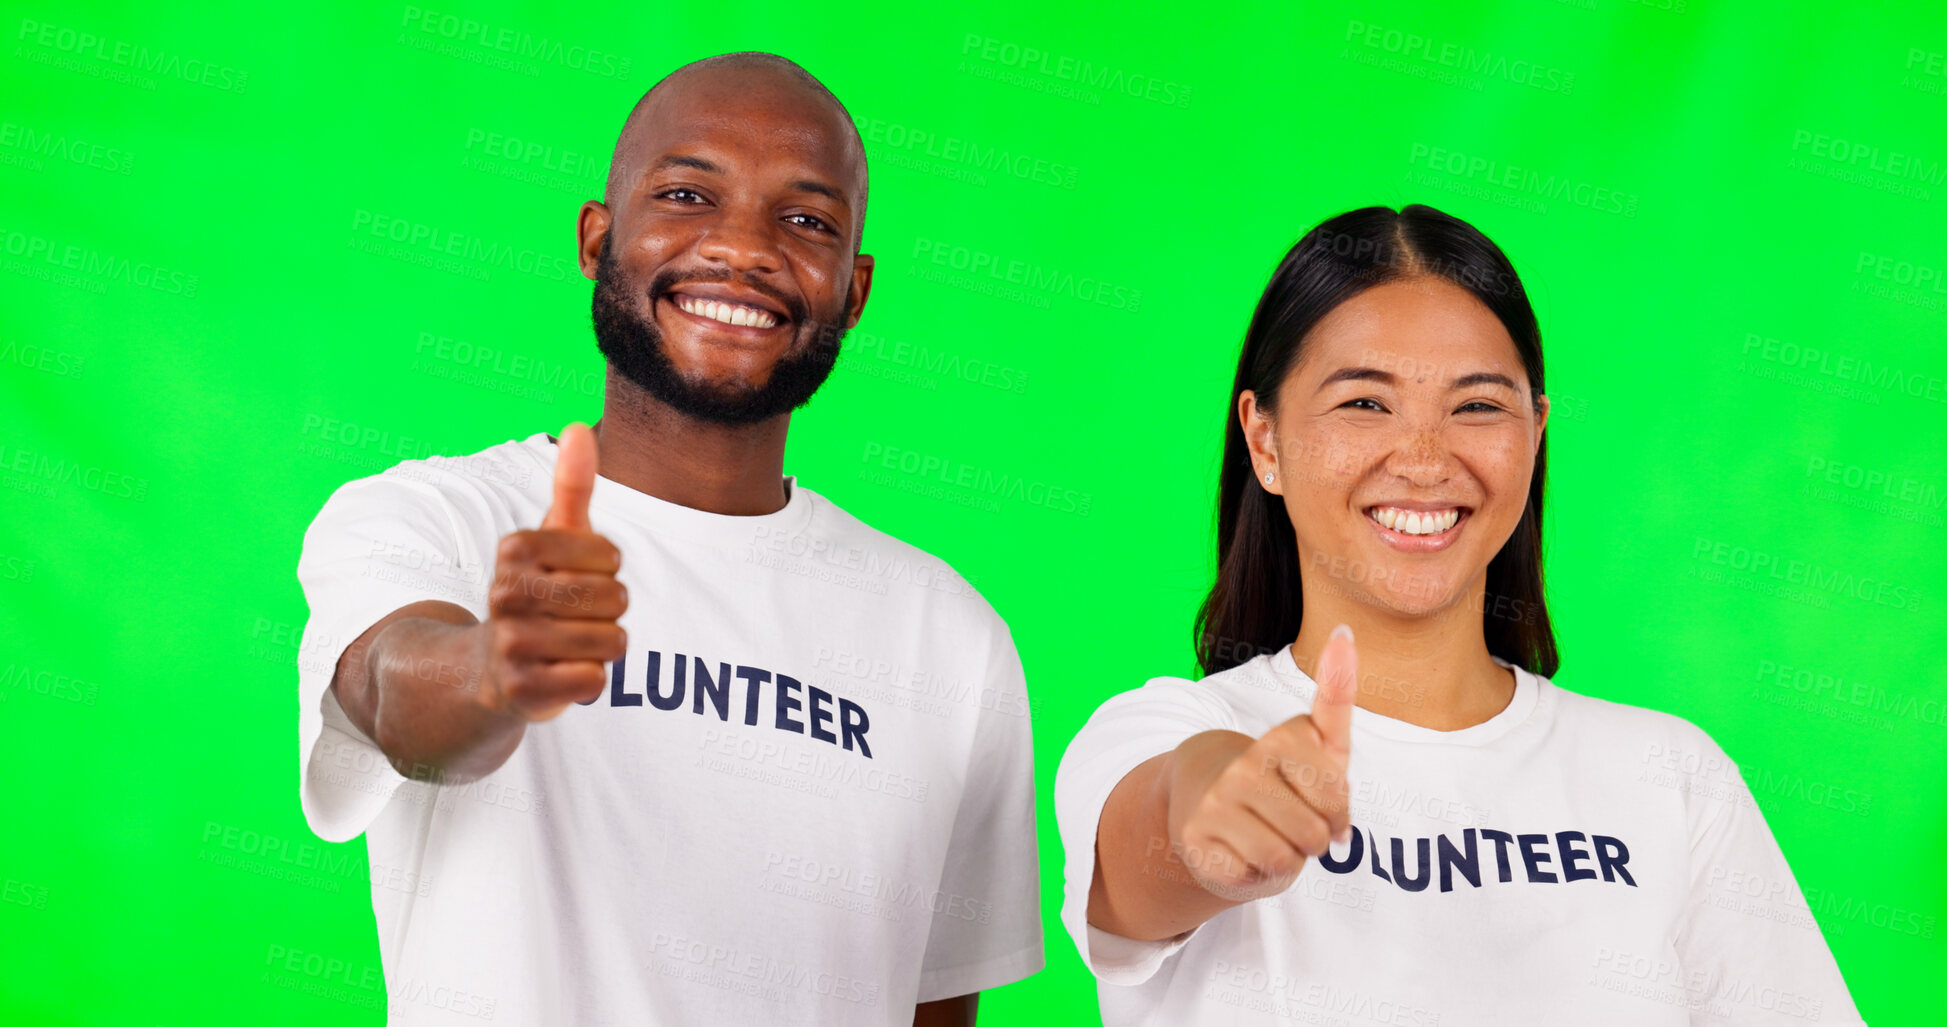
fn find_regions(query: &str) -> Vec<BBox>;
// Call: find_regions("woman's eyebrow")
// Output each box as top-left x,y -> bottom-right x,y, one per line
1316,367 -> 1517,391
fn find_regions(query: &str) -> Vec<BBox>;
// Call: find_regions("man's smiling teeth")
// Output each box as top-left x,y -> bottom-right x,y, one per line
675,295 -> 779,329
1368,506 -> 1461,536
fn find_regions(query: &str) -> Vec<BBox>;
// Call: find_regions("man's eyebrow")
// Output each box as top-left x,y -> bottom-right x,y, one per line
641,155 -> 849,209
1317,367 -> 1520,391
788,178 -> 849,208
646,154 -> 721,175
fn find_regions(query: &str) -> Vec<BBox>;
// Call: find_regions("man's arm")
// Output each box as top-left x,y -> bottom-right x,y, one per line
328,601 -> 526,783
913,993 -> 976,1026
320,423 -> 627,785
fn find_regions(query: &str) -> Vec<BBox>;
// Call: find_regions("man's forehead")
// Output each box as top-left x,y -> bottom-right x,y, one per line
629,70 -> 859,167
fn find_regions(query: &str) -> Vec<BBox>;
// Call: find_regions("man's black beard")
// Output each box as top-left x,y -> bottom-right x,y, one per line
590,242 -> 848,426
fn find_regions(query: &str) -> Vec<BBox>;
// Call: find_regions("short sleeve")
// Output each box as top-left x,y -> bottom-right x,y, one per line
1053,676 -> 1238,986
294,473 -> 494,843
1676,733 -> 1867,1025
916,620 -> 1046,1001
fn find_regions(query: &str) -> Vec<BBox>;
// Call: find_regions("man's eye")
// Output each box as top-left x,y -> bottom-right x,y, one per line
660,188 -> 705,203
786,213 -> 832,233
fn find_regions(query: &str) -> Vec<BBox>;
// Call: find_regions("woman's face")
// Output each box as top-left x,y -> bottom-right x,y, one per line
1242,276 -> 1548,619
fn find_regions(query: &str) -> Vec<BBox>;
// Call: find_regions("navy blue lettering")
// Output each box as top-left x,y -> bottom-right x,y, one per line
1367,829 -> 1392,883
736,666 -> 769,726
1317,824 -> 1364,874
595,651 -> 874,759
1391,836 -> 1431,892
606,653 -> 639,706
1593,835 -> 1637,886
1518,834 -> 1558,883
838,698 -> 872,758
775,675 -> 805,733
1558,832 -> 1598,883
1437,829 -> 1480,892
692,660 -> 731,721
807,686 -> 838,743
646,652 -> 683,711
1480,829 -> 1516,883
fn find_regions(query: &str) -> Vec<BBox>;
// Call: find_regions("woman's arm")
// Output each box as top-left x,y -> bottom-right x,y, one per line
1088,732 -> 1259,940
1088,629 -> 1361,942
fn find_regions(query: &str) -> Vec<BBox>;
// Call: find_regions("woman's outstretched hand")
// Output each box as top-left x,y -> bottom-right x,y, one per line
1165,624 -> 1359,903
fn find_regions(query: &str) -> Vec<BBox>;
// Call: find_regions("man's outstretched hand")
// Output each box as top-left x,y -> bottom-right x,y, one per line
477,423 -> 629,721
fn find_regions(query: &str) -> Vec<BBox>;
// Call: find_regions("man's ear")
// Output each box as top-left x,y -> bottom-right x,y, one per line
577,201 -> 611,281
843,254 -> 875,328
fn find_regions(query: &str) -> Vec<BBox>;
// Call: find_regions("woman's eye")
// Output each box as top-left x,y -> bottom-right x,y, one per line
1341,398 -> 1386,412
1458,401 -> 1504,414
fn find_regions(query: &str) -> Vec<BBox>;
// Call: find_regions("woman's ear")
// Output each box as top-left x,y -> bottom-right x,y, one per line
1239,390 -> 1282,495
1533,393 -> 1550,451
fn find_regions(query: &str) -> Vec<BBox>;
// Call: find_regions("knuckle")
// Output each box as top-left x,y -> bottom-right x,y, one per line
1297,821 -> 1330,857
567,662 -> 605,697
498,531 -> 538,565
500,666 -> 537,702
487,576 -> 519,612
498,621 -> 537,660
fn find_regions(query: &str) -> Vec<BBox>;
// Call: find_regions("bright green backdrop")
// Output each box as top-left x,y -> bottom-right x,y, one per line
3,1 -> 1943,1023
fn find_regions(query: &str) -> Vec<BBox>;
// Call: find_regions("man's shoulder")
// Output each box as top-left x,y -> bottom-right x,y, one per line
323,433 -> 550,511
789,483 -> 1011,635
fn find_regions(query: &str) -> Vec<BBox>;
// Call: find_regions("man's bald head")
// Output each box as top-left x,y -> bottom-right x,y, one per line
603,52 -> 868,243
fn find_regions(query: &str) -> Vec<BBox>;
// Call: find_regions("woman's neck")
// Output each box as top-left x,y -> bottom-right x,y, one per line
1287,590 -> 1515,732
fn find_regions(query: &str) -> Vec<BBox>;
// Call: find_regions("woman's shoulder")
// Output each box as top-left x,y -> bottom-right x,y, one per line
1534,673 -> 1737,768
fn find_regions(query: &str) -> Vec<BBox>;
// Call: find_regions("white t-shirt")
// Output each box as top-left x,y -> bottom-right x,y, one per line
1055,647 -> 1867,1026
295,432 -> 1043,1025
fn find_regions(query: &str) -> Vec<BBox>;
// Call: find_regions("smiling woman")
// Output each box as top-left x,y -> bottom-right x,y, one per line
1052,206 -> 1867,1026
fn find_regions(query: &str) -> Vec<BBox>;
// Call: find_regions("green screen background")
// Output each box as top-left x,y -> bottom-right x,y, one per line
4,1 -> 1943,1023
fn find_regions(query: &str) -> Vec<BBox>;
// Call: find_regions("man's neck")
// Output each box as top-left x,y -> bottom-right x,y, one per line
579,369 -> 792,516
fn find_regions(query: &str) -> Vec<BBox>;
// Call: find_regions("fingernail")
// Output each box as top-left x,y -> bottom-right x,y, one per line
1330,624 -> 1353,644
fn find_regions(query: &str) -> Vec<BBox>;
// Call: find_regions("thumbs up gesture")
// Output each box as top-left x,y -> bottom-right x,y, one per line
477,423 -> 629,722
1165,624 -> 1359,902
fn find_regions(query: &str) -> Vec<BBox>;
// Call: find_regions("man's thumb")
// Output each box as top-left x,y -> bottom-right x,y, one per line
542,422 -> 598,531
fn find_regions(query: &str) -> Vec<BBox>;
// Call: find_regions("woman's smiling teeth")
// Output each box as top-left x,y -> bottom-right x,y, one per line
1368,506 -> 1462,536
675,295 -> 779,329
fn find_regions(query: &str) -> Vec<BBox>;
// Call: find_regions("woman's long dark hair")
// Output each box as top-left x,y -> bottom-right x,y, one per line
1193,204 -> 1559,678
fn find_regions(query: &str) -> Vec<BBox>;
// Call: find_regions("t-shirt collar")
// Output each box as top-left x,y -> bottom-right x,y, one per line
1268,641 -> 1540,747
527,431 -> 814,546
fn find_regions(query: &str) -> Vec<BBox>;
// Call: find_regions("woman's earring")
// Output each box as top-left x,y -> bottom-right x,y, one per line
1264,471 -> 1275,484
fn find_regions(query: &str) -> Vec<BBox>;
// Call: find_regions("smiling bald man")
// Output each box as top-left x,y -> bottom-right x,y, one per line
293,53 -> 1043,1025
